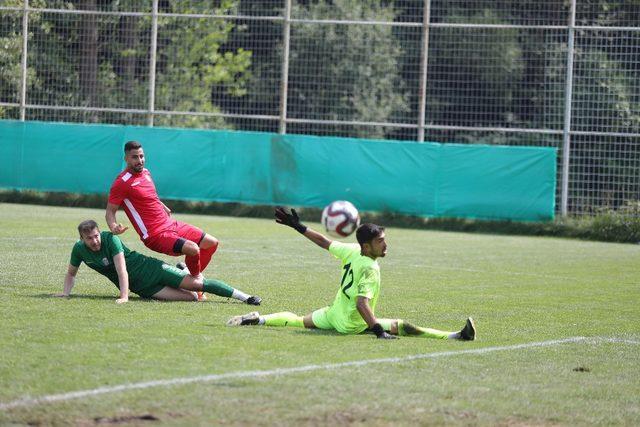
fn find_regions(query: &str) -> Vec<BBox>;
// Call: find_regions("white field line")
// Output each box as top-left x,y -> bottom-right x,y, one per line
2,336 -> 637,411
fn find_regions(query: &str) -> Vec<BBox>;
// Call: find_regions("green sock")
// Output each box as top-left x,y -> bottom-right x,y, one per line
203,278 -> 234,298
398,320 -> 451,339
263,312 -> 304,327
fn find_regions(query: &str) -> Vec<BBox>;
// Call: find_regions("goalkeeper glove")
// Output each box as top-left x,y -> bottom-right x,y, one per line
275,207 -> 307,234
372,323 -> 397,340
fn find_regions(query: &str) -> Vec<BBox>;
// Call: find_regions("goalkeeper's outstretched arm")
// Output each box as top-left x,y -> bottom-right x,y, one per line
275,207 -> 332,250
301,227 -> 332,250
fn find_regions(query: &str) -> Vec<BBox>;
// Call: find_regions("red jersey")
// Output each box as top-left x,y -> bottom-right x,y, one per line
108,168 -> 173,240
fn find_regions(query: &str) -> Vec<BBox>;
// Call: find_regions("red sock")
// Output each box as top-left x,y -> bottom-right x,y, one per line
185,255 -> 201,276
200,242 -> 218,272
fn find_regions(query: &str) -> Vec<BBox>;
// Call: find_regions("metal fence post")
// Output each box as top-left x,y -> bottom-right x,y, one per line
561,0 -> 577,216
417,0 -> 431,142
148,0 -> 158,126
279,0 -> 292,135
19,0 -> 29,121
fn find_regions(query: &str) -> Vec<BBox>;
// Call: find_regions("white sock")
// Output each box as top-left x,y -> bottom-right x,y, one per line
448,332 -> 461,340
232,289 -> 249,302
258,317 -> 265,325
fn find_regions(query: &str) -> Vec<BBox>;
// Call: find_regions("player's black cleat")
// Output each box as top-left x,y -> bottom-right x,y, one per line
246,295 -> 262,306
459,317 -> 476,341
226,312 -> 260,326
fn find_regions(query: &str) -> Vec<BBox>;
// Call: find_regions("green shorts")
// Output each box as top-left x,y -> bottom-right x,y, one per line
311,307 -> 398,335
128,260 -> 188,298
311,306 -> 334,330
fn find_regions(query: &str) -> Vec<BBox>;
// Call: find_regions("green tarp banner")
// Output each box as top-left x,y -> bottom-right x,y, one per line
0,120 -> 556,221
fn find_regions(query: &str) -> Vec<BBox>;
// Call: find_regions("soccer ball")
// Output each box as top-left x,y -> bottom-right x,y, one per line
321,200 -> 360,238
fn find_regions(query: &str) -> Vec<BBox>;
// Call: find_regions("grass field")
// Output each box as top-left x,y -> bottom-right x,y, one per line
0,203 -> 638,426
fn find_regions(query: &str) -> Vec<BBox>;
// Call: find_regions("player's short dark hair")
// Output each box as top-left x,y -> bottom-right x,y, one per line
356,223 -> 385,245
78,219 -> 99,237
124,140 -> 142,153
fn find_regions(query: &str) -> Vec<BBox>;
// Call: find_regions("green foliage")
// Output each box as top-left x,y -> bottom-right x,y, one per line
285,0 -> 409,138
1,0 -> 251,126
427,8 -> 525,132
154,1 -> 252,129
586,201 -> 640,243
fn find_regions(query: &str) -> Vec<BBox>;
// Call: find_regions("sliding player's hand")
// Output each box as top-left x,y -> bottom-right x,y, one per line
275,207 -> 307,234
377,331 -> 398,339
372,323 -> 398,339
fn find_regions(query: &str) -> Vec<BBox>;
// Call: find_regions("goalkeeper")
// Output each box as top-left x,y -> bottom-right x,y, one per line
55,220 -> 261,305
227,207 -> 475,340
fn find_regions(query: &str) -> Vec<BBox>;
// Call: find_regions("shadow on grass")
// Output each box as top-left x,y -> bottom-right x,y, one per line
34,293 -> 251,304
33,293 -> 115,300
290,328 -> 358,337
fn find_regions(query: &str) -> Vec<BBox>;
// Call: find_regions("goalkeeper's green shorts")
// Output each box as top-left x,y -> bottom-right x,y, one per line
311,306 -> 398,334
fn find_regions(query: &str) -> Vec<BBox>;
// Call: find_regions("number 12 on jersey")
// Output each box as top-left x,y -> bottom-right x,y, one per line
341,262 -> 354,299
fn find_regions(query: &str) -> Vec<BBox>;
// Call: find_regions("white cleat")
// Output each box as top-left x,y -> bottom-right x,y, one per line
226,312 -> 260,327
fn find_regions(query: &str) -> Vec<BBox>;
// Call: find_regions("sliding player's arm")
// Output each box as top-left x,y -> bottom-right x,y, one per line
357,269 -> 396,340
301,228 -> 332,250
55,264 -> 79,297
275,207 -> 332,250
113,252 -> 129,304
106,202 -> 128,235
356,296 -> 396,339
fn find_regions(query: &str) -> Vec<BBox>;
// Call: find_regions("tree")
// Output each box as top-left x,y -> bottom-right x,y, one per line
237,0 -> 409,139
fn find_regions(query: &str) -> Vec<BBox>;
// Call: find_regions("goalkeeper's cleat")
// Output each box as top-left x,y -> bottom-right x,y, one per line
459,317 -> 476,341
246,295 -> 262,306
226,311 -> 260,327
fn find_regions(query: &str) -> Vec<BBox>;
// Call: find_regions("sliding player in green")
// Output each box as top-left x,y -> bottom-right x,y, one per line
228,208 -> 475,341
56,220 -> 261,305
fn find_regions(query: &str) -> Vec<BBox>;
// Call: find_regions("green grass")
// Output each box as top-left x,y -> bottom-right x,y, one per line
0,203 -> 638,426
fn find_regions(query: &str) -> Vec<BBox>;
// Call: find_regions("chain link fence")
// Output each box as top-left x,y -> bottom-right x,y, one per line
1,0 -> 638,218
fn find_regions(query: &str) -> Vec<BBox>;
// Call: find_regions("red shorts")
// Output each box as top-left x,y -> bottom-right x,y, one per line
143,220 -> 205,256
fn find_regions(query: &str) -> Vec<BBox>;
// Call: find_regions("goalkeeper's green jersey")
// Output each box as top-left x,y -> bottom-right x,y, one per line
69,231 -> 164,293
325,241 -> 381,334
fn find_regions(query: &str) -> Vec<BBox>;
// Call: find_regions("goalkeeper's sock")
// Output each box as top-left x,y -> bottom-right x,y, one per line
398,320 -> 452,339
261,312 -> 304,327
203,278 -> 234,298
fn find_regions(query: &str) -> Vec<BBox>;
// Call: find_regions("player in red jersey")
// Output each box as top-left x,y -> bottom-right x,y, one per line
106,141 -> 219,299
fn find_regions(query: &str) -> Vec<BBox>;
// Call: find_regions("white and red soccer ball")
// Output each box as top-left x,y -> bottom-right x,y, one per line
321,200 -> 360,238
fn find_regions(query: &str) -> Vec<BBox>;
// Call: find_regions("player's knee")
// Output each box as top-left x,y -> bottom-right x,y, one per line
201,235 -> 219,250
303,314 -> 316,329
390,320 -> 400,335
182,240 -> 200,256
180,275 -> 203,291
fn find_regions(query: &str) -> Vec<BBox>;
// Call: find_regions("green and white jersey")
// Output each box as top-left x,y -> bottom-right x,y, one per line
325,241 -> 381,334
69,231 -> 179,296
